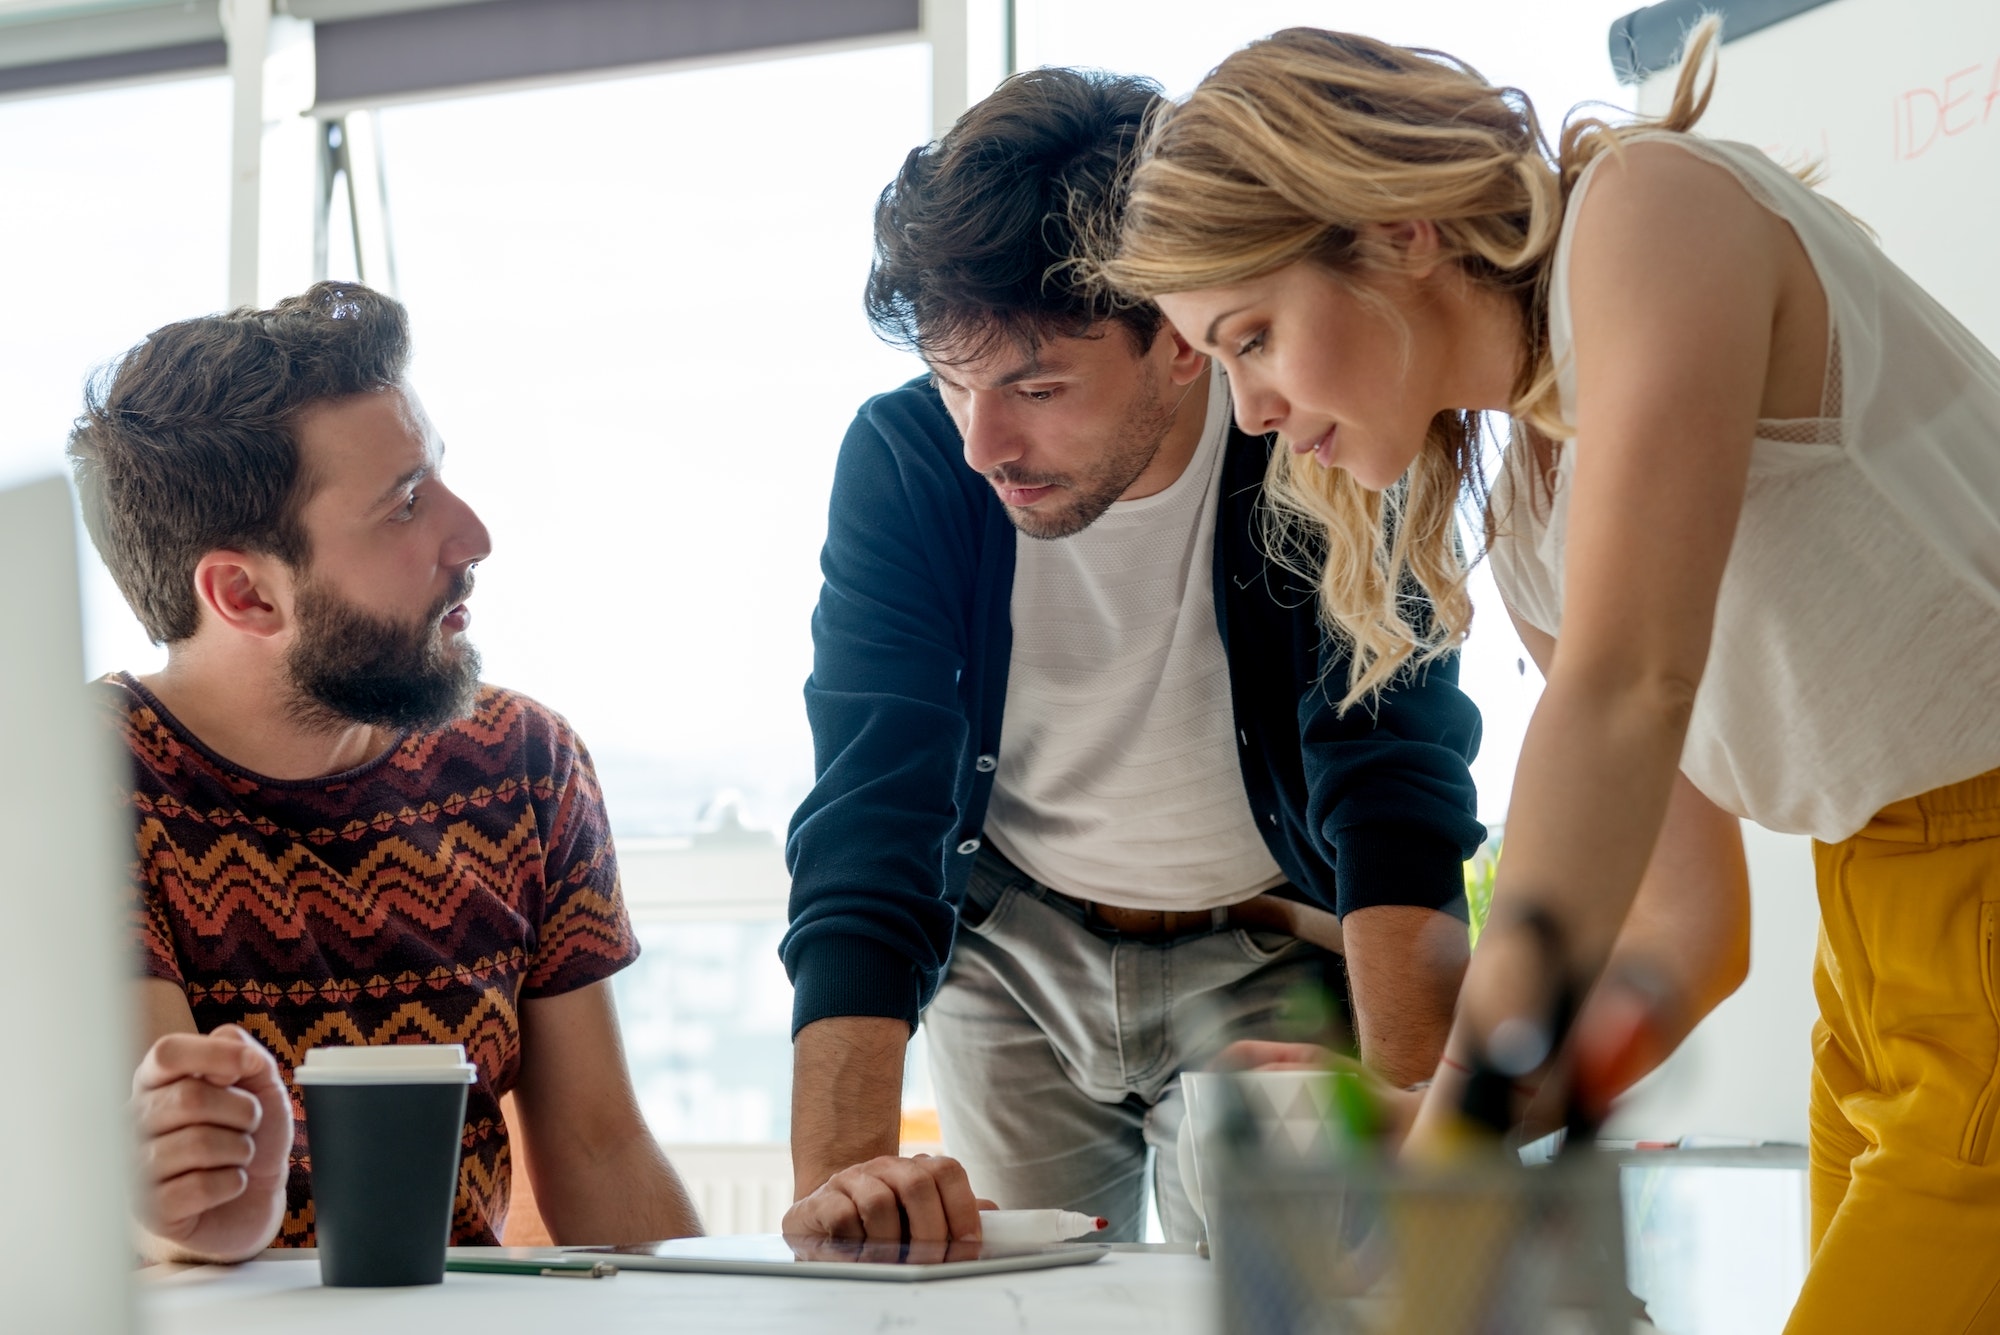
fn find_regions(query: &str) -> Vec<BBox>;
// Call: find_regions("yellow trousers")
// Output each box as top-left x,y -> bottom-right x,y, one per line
1787,769 -> 2000,1333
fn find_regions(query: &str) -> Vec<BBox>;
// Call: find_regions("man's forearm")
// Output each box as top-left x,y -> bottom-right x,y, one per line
790,1015 -> 909,1197
537,1137 -> 703,1245
1340,904 -> 1469,1087
511,983 -> 703,1245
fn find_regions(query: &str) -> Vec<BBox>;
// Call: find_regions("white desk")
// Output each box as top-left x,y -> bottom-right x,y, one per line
140,1248 -> 1214,1335
137,1150 -> 1806,1335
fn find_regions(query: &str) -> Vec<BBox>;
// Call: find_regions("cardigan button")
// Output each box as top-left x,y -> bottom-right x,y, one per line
957,838 -> 983,855
975,754 -> 998,772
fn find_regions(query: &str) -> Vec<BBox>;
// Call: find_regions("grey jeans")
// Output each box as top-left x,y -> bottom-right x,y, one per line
923,845 -> 1339,1244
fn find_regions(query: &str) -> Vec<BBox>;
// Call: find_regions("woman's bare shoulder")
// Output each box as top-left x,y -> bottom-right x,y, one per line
1570,136 -> 1768,245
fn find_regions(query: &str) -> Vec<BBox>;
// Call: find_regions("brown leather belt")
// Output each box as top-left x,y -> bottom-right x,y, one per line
1055,890 -> 1345,955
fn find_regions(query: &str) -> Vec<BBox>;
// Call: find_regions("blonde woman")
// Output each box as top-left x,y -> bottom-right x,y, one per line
1097,22 -> 2000,1330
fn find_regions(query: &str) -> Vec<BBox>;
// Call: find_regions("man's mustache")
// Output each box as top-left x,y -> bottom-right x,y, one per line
428,571 -> 475,626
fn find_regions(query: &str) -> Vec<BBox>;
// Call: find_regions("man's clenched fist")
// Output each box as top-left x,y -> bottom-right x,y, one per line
132,1026 -> 292,1264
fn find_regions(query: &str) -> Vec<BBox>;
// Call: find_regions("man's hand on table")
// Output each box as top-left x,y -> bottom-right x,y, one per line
782,1152 -> 996,1242
788,1016 -> 994,1241
132,1025 -> 291,1264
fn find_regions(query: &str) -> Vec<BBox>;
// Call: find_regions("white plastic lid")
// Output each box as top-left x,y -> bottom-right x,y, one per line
292,1043 -> 478,1086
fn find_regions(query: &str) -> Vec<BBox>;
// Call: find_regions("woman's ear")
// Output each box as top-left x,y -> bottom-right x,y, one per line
1368,220 -> 1445,278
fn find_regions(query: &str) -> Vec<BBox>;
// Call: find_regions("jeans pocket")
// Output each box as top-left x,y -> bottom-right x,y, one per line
958,858 -> 1021,936
1960,903 -> 2000,1164
1234,928 -> 1301,963
959,887 -> 1016,935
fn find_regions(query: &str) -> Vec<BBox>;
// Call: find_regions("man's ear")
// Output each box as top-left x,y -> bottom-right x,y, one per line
190,552 -> 287,640
1159,322 -> 1212,387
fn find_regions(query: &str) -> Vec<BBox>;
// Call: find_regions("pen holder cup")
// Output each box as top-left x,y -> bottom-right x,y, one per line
1178,1070 -> 1364,1231
1206,1140 -> 1635,1335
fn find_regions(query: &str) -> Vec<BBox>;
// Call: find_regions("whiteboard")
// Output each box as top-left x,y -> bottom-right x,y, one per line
1639,0 -> 2000,353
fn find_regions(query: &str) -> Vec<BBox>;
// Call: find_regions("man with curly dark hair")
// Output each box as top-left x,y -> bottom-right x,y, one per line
781,69 -> 1486,1245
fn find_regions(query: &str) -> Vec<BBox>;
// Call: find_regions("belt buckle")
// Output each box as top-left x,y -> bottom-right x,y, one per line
1091,902 -> 1181,940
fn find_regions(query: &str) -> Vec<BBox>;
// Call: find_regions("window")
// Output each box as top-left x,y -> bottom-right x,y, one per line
378,42 -> 927,848
372,41 -> 931,1144
0,72 -> 231,680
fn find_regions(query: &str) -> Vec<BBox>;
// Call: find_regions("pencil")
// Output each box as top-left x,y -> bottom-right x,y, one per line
445,1256 -> 617,1279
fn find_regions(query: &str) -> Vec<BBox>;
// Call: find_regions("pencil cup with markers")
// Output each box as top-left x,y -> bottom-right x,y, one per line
1189,1071 -> 1634,1335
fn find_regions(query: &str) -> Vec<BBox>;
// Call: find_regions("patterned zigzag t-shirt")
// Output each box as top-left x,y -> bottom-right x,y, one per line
108,674 -> 640,1246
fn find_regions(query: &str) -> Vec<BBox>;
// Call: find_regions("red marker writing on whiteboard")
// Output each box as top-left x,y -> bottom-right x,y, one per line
977,1210 -> 1108,1245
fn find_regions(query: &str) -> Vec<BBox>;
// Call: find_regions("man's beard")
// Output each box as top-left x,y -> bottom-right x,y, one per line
992,368 -> 1179,541
284,572 -> 481,733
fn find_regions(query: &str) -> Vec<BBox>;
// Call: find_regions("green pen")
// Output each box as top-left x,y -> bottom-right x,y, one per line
445,1256 -> 617,1279
1327,1066 -> 1382,1147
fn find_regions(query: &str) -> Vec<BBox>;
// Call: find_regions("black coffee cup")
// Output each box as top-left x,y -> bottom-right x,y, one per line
294,1044 -> 477,1287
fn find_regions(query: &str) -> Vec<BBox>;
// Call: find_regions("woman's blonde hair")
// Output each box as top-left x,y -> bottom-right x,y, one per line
1094,20 -> 1722,710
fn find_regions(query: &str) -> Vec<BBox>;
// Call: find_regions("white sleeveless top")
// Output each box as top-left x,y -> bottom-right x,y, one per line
1489,133 -> 2000,843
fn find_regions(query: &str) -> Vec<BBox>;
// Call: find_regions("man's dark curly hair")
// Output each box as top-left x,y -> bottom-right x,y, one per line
866,66 -> 1167,364
67,281 -> 411,645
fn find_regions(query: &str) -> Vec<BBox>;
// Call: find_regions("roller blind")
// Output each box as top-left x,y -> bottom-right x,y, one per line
311,0 -> 921,111
0,0 -> 922,102
0,1 -> 225,97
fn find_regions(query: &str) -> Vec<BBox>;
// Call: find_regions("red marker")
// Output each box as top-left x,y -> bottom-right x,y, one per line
977,1210 -> 1109,1245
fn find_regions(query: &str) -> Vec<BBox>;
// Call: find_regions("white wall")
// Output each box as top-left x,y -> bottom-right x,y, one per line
1605,825 -> 1820,1145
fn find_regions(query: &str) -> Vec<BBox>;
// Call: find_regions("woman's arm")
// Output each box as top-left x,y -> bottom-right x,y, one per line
1412,142 -> 1799,1150
1504,614 -> 1752,1136
1243,610 -> 1751,1147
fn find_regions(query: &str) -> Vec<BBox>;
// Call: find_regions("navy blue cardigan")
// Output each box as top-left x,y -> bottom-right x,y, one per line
782,378 -> 1485,1035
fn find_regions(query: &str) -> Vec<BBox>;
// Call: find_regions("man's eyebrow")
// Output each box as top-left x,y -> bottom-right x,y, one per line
993,356 -> 1069,388
374,462 -> 430,510
930,355 -> 1071,393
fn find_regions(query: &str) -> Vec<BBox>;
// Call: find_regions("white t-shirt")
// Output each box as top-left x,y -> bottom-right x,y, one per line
1489,133 -> 2000,842
984,366 -> 1287,909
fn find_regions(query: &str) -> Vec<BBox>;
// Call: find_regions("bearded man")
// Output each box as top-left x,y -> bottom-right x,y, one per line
73,282 -> 699,1263
781,69 -> 1486,1245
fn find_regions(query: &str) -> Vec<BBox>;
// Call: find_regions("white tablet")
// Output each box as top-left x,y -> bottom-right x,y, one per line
566,1234 -> 1110,1282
